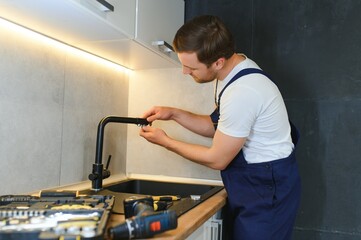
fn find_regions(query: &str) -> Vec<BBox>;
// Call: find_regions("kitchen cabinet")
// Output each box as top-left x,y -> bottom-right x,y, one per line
0,0 -> 184,70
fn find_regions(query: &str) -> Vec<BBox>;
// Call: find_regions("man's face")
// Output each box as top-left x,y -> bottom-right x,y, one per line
177,52 -> 217,83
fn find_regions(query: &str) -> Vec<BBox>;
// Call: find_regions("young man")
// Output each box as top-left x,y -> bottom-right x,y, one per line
139,15 -> 301,240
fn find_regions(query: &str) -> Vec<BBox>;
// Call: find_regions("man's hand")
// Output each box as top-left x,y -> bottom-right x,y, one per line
142,106 -> 175,123
139,125 -> 170,147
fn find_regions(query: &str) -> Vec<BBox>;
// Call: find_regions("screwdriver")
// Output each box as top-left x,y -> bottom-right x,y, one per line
152,195 -> 181,201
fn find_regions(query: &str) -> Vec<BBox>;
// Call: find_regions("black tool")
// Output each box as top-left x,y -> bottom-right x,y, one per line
0,195 -> 37,205
153,200 -> 173,211
108,196 -> 177,239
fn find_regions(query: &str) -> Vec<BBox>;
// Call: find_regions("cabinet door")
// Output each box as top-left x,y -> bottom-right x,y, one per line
104,0 -> 136,38
136,0 -> 184,59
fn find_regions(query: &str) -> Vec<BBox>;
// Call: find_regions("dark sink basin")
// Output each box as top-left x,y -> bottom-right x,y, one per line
81,179 -> 223,217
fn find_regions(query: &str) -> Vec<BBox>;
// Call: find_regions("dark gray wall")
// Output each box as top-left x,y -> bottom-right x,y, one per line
185,1 -> 361,239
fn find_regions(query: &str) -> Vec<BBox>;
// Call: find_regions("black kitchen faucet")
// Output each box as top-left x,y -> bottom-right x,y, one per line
88,116 -> 149,191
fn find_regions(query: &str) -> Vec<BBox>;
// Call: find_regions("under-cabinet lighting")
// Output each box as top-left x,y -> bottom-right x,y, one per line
0,17 -> 131,73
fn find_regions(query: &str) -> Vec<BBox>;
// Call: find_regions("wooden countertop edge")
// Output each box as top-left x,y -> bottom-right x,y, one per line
151,189 -> 227,239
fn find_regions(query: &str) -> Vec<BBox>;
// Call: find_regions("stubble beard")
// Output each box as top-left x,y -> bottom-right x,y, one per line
191,72 -> 217,84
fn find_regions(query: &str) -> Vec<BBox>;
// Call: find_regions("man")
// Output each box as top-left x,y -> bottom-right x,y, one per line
139,15 -> 301,240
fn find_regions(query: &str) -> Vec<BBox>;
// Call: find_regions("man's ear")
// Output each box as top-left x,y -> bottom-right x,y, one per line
214,57 -> 226,70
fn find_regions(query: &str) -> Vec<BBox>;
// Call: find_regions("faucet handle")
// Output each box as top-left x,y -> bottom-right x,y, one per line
102,155 -> 111,179
88,172 -> 98,181
105,155 -> 111,170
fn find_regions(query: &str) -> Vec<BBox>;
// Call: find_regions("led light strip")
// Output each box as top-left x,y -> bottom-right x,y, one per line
0,17 -> 131,73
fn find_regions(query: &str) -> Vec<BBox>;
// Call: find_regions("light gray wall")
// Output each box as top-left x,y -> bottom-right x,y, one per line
0,23 -> 129,195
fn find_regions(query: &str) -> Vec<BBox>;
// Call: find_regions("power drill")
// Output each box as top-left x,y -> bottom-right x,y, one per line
108,196 -> 178,239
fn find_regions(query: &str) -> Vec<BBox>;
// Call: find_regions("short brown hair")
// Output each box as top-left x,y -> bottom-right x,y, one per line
173,15 -> 235,67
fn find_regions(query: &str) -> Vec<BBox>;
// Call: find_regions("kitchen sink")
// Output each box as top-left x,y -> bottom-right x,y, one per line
81,179 -> 224,217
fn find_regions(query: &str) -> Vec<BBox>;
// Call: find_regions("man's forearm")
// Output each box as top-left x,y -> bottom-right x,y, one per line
164,137 -> 222,170
171,108 -> 215,137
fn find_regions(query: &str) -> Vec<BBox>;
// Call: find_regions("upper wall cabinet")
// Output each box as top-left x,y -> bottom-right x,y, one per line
0,0 -> 184,70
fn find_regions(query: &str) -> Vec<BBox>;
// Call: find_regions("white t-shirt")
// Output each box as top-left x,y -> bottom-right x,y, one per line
216,56 -> 294,163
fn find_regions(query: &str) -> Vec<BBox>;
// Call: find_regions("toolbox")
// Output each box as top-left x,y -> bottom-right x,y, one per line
0,191 -> 114,240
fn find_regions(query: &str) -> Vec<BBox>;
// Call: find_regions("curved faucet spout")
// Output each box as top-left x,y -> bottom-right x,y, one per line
89,116 -> 149,191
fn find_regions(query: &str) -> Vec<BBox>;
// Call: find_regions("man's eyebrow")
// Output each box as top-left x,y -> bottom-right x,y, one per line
183,64 -> 197,70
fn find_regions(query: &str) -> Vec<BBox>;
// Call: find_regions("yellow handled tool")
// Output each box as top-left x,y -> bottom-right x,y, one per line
152,195 -> 181,201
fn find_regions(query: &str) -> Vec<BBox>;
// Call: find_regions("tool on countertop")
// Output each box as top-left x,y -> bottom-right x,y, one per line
152,195 -> 180,211
0,192 -> 114,239
108,196 -> 178,239
152,195 -> 181,201
153,200 -> 173,211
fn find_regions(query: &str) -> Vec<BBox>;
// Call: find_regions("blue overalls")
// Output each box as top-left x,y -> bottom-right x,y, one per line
210,68 -> 301,240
